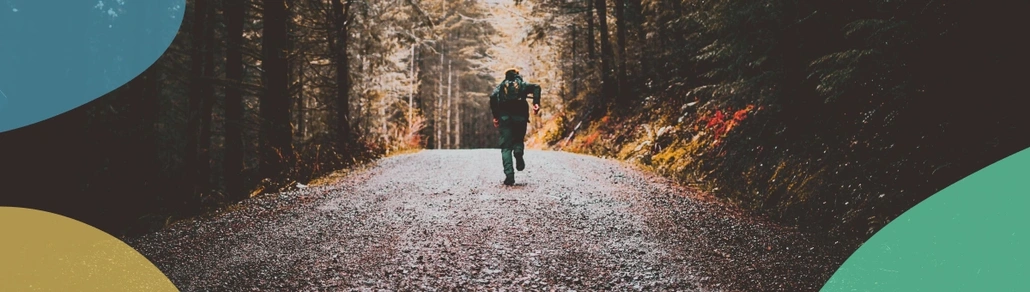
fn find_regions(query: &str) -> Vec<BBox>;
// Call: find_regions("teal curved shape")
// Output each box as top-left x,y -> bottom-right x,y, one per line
0,0 -> 185,133
822,146 -> 1030,291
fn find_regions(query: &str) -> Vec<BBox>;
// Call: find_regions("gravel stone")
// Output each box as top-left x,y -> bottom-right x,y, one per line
126,149 -> 848,291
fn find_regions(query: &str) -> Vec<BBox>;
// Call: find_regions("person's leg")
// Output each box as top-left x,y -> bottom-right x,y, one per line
498,122 -> 516,185
514,121 -> 527,171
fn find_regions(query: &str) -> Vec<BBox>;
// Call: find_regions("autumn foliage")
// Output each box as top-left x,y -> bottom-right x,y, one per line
702,105 -> 756,147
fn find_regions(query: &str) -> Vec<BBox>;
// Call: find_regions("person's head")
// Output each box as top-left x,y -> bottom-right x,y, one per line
504,68 -> 520,81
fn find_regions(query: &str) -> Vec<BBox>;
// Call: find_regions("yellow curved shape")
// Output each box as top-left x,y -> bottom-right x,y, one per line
0,207 -> 178,292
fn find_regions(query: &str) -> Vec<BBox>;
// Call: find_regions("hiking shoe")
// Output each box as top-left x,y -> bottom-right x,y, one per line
503,176 -> 515,186
515,156 -> 525,171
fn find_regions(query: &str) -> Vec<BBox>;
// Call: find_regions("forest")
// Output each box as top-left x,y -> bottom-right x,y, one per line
1,0 -> 1027,248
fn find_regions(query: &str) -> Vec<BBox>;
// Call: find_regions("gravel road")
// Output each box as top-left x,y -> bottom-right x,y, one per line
126,149 -> 849,291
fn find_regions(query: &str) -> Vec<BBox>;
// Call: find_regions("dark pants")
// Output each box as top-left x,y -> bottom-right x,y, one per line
498,116 -> 528,179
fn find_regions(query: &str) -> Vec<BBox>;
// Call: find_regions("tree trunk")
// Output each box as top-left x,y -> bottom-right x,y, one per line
260,0 -> 293,184
288,0 -> 304,141
197,0 -> 217,194
297,64 -> 306,140
332,0 -> 353,153
224,0 -> 245,199
408,42 -> 416,124
455,68 -> 461,148
594,0 -> 616,107
185,0 -> 209,209
143,68 -> 162,191
614,0 -> 628,105
437,51 -> 444,149
571,24 -> 577,102
381,98 -> 388,145
628,0 -> 648,88
585,0 -> 596,61
124,66 -> 161,215
446,60 -> 452,149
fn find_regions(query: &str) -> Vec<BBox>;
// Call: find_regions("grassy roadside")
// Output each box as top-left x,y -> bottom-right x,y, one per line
531,97 -> 883,246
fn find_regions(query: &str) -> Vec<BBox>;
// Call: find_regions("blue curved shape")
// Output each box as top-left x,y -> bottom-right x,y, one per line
0,0 -> 184,133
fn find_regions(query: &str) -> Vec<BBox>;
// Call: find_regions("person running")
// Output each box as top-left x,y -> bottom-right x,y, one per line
489,68 -> 541,186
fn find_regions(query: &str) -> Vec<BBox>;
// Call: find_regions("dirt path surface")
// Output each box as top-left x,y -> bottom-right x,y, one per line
127,149 -> 849,291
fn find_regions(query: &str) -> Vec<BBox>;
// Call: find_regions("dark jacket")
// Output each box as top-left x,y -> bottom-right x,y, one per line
489,76 -> 541,122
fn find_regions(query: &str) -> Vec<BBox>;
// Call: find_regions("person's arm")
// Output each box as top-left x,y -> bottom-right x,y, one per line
489,84 -> 501,126
526,82 -> 541,113
528,83 -> 541,105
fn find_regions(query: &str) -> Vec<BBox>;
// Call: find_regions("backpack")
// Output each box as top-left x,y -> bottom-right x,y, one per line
498,77 -> 524,102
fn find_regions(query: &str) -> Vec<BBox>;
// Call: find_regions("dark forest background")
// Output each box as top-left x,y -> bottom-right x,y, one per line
1,0 -> 1028,249
541,0 -> 1030,241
